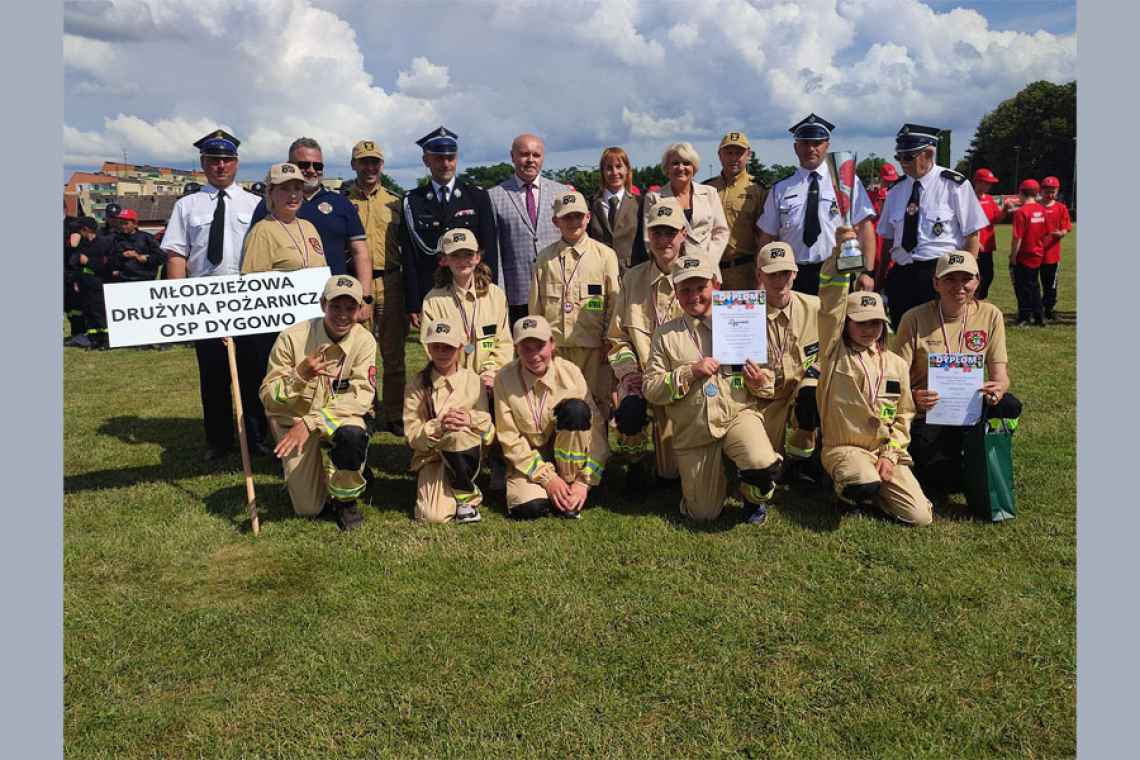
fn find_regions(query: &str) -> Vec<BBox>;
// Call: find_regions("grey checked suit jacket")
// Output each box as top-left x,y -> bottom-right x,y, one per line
488,175 -> 572,306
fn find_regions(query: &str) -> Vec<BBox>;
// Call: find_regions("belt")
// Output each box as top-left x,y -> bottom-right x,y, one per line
372,267 -> 400,277
718,252 -> 755,269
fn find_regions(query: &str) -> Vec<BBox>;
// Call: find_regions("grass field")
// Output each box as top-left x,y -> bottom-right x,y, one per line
64,226 -> 1076,758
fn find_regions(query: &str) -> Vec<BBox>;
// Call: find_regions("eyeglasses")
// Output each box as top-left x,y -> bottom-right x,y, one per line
295,161 -> 324,171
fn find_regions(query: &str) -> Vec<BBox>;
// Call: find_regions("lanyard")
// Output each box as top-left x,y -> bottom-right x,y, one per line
685,320 -> 706,358
769,308 -> 791,372
558,248 -> 585,310
937,302 -> 970,353
855,348 -> 884,410
451,286 -> 478,344
519,364 -> 550,431
651,275 -> 679,328
275,218 -> 311,268
322,351 -> 346,401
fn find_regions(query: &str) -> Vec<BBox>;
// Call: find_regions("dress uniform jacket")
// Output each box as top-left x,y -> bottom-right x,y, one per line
240,217 -> 327,272
588,189 -> 646,271
893,300 -> 1008,395
643,183 -> 729,261
111,229 -> 164,282
488,175 -> 573,307
876,165 -> 987,265
493,356 -> 608,490
703,172 -> 767,277
401,180 -> 498,314
757,166 -> 875,265
528,235 -> 621,350
420,282 -> 514,378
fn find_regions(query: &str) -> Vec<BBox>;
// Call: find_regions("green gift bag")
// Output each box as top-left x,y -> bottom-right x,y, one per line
962,418 -> 1017,522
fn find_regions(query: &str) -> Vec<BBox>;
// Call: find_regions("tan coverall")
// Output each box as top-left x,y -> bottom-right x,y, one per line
259,319 -> 377,515
403,366 -> 495,523
528,235 -> 621,420
643,314 -> 780,520
605,259 -> 683,478
757,291 -> 821,462
704,172 -> 767,289
240,217 -> 327,273
892,299 -> 1008,392
348,182 -> 406,423
493,356 -> 610,511
817,258 -> 932,525
420,281 -> 514,381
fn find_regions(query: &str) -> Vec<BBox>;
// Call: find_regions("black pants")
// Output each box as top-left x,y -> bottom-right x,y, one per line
194,336 -> 270,452
911,393 -> 1023,495
1039,263 -> 1059,313
78,274 -> 108,346
884,258 -> 938,329
65,273 -> 86,336
508,303 -> 529,329
1013,263 -> 1044,322
976,251 -> 995,300
791,261 -> 824,296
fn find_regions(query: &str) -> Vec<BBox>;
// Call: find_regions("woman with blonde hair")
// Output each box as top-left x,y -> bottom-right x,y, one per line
643,142 -> 728,261
588,146 -> 646,272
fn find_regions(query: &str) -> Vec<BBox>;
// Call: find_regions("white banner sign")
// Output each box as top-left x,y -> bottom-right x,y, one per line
105,267 -> 331,347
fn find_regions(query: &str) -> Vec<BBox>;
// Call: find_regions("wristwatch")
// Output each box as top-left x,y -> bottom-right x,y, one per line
362,295 -> 375,305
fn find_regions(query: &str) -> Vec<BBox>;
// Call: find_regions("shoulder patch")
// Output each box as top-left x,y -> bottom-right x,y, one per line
941,169 -> 967,185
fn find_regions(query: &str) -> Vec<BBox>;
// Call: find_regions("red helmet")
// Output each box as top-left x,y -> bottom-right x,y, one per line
973,168 -> 999,184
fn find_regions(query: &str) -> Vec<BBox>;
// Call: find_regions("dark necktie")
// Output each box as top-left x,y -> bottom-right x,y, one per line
803,172 -> 820,248
608,196 -> 619,229
902,181 -> 921,252
439,185 -> 449,206
207,189 -> 227,266
525,183 -> 537,227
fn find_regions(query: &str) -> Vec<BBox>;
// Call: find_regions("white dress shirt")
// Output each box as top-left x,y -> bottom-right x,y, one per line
431,178 -> 458,204
162,182 -> 261,277
876,163 -> 988,264
757,165 -> 875,265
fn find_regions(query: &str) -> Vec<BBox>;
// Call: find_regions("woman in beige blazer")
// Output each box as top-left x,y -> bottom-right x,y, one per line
643,142 -> 729,261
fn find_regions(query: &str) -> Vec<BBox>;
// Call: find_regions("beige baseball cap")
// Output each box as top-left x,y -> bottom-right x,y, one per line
513,315 -> 553,344
552,191 -> 588,218
423,318 -> 465,348
322,275 -> 364,305
647,198 -> 687,230
935,251 -> 979,279
757,241 -> 798,274
718,131 -> 751,150
439,227 -> 479,255
846,291 -> 887,322
266,162 -> 304,186
352,140 -> 384,160
672,255 -> 718,284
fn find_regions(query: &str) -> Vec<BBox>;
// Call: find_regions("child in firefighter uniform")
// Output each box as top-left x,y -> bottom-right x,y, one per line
493,316 -> 609,519
259,276 -> 377,531
642,255 -> 782,525
606,198 -> 688,489
528,190 -> 622,421
750,241 -> 823,482
816,230 -> 932,525
404,318 -> 496,524
420,228 -> 514,387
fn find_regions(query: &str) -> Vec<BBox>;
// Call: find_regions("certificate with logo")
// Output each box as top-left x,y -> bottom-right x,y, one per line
711,290 -> 767,365
926,352 -> 985,426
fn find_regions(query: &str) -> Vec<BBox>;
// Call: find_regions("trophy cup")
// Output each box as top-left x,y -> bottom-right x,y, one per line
825,151 -> 867,273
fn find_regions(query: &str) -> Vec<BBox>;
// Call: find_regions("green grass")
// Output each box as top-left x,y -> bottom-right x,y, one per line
64,226 -> 1076,758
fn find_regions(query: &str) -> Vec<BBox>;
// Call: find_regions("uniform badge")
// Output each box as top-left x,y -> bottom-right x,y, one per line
879,401 -> 897,423
964,330 -> 988,351
368,366 -> 377,389
318,202 -> 333,215
932,221 -> 944,236
309,237 -> 323,254
829,200 -> 839,217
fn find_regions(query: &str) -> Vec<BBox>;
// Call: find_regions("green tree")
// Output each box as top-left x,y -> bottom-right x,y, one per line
856,154 -> 890,188
958,80 -> 1076,198
458,162 -> 515,188
380,173 -> 404,196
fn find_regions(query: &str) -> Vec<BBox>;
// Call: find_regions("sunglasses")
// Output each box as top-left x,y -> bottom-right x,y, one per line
894,152 -> 921,163
294,161 -> 324,171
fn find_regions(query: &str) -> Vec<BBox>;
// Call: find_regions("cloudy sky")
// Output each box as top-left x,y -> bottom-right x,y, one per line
63,0 -> 1076,189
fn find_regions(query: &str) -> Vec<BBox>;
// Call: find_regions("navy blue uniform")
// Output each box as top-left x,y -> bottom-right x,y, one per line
70,233 -> 116,347
399,181 -> 498,314
112,229 -> 164,282
251,186 -> 366,275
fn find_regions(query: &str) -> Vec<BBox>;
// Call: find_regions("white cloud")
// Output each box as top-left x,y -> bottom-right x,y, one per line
622,108 -> 709,140
63,33 -> 115,75
397,57 -> 451,98
667,23 -> 699,49
579,0 -> 665,67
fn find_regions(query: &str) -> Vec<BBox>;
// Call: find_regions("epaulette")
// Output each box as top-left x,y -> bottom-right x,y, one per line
941,169 -> 966,185
774,170 -> 796,185
460,180 -> 484,191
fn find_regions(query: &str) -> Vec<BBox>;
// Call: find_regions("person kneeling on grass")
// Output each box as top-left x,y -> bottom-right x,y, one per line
404,318 -> 496,524
493,315 -> 609,519
816,229 -> 932,525
259,275 -> 377,531
642,255 -> 782,526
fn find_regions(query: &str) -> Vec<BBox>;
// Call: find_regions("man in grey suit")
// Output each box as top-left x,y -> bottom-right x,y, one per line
487,133 -> 572,325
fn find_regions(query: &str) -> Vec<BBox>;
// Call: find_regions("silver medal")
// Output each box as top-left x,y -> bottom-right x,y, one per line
563,302 -> 573,314
464,342 -> 475,354
704,383 -> 719,398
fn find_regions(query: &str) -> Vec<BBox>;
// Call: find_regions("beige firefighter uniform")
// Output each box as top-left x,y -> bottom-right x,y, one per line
606,258 -> 683,478
528,233 -> 622,419
892,299 -> 1008,393
493,355 -> 609,511
259,317 -> 377,516
404,365 -> 495,523
420,281 -> 513,380
643,313 -> 781,521
705,171 -> 767,289
817,254 -> 932,526
348,181 -> 406,423
755,291 -> 822,461
240,217 -> 327,273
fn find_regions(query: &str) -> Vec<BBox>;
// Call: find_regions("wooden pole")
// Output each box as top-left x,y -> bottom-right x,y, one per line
224,336 -> 260,536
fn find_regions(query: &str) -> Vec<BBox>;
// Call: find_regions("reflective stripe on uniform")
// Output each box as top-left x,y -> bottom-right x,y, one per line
319,408 -> 340,435
741,481 -> 774,503
328,480 -> 365,500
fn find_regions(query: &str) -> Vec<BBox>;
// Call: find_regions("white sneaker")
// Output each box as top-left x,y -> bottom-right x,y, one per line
455,505 -> 482,524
